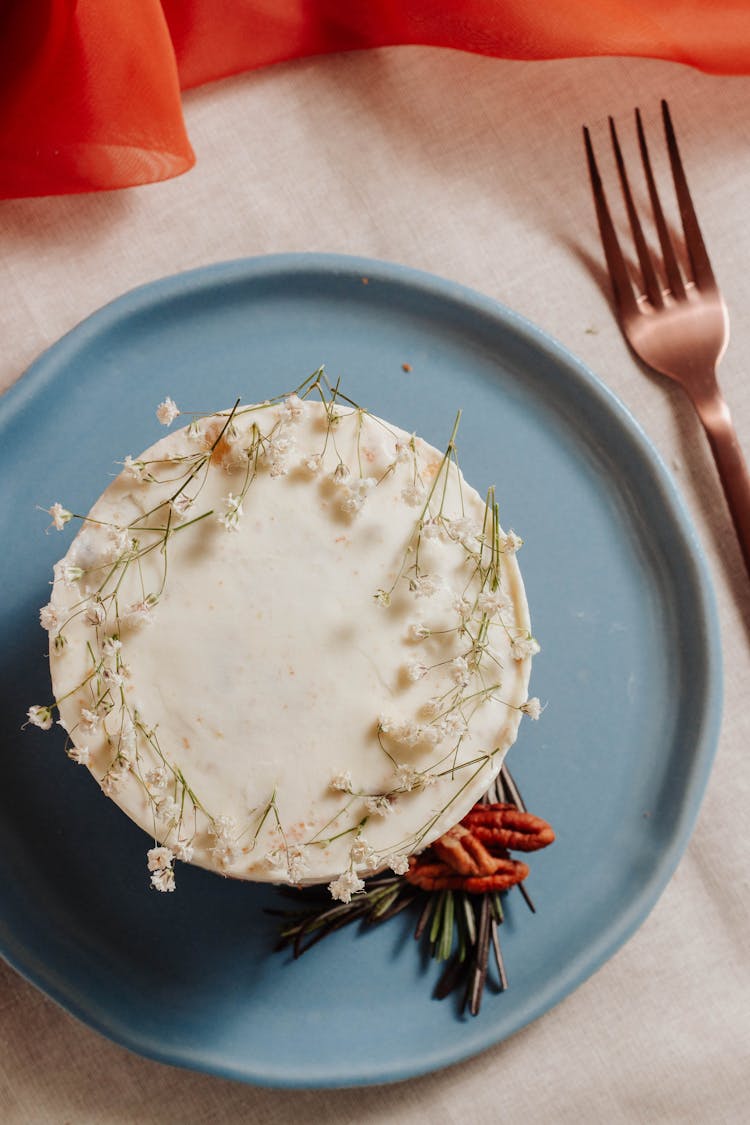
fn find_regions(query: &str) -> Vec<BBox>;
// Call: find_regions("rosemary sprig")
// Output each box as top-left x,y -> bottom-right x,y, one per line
270,763 -> 542,1016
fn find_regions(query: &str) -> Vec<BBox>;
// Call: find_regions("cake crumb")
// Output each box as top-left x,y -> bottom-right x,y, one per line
402,362 -> 412,372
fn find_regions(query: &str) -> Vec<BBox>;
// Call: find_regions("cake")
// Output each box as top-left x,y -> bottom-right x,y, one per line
34,375 -> 540,899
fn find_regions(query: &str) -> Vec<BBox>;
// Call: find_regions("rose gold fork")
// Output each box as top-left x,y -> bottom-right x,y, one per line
584,100 -> 750,581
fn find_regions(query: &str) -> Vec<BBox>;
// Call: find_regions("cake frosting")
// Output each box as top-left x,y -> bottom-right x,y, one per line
38,380 -> 540,898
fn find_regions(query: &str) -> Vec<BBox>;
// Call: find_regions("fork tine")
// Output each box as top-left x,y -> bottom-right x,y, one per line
661,99 -> 717,292
583,126 -> 640,321
635,108 -> 687,300
608,116 -> 664,308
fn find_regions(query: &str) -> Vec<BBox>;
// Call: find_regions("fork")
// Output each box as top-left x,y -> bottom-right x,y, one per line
583,100 -> 750,581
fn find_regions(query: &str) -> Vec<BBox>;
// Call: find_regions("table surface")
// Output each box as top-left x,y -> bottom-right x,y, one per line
1,48 -> 749,1125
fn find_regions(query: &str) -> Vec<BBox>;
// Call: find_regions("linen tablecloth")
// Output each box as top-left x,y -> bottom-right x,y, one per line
1,48 -> 748,1124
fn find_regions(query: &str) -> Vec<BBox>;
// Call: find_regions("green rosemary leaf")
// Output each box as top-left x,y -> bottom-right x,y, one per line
462,891 -> 477,946
437,891 -> 455,962
429,890 -> 447,946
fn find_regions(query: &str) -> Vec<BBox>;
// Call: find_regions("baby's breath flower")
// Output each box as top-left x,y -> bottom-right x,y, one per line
420,519 -> 443,540
511,636 -> 541,661
121,599 -> 155,628
212,842 -> 240,869
449,655 -> 471,687
39,603 -> 58,631
174,840 -> 194,863
102,666 -> 123,689
67,744 -> 90,765
521,696 -> 542,720
373,588 -> 391,607
440,713 -> 466,738
405,659 -> 428,682
150,867 -> 176,892
170,492 -> 193,520
401,482 -> 425,507
393,438 -> 412,464
500,530 -> 524,553
408,622 -> 431,641
84,599 -> 106,627
102,637 -> 122,658
386,853 -> 410,876
422,697 -> 442,719
156,397 -> 180,426
350,836 -> 376,867
285,844 -> 308,883
53,561 -> 83,588
122,455 -> 146,481
218,493 -> 243,532
304,453 -> 323,474
452,595 -> 472,623
420,724 -> 443,746
156,795 -> 180,823
145,766 -> 168,792
329,770 -> 353,793
328,870 -> 365,904
101,772 -> 125,796
332,462 -> 351,483
409,574 -> 442,598
47,503 -> 73,531
147,845 -> 174,872
281,393 -> 304,422
79,707 -> 100,733
27,704 -> 53,730
210,814 -> 237,843
364,794 -> 394,817
394,763 -> 422,792
477,589 -> 511,616
340,477 -> 376,515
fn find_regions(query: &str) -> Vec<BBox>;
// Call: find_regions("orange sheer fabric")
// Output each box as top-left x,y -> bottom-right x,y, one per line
2,1 -> 749,199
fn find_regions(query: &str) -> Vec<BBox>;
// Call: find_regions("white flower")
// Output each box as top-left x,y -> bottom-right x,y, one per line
364,794 -> 394,817
84,599 -> 106,627
511,636 -> 541,661
329,770 -> 353,793
145,766 -> 168,791
405,659 -> 428,682
452,595 -> 473,623
394,763 -> 422,792
328,870 -> 365,904
281,393 -> 304,422
174,840 -> 194,863
440,713 -> 466,738
156,795 -> 181,823
340,477 -> 376,515
449,656 -> 471,687
332,461 -> 351,483
47,503 -> 73,531
147,846 -> 174,872
102,637 -> 122,658
393,438 -> 412,464
53,561 -> 83,588
401,482 -> 425,507
150,867 -> 176,892
79,707 -> 100,732
122,455 -> 146,481
386,853 -> 410,876
169,492 -> 193,520
218,493 -> 243,532
39,603 -> 58,631
409,574 -> 442,598
27,705 -> 53,730
156,397 -> 180,425
67,744 -> 90,765
477,589 -> 511,616
304,453 -> 323,474
350,837 -> 376,867
102,666 -> 123,689
210,814 -> 237,843
212,842 -> 240,869
122,599 -> 155,628
422,697 -> 442,719
408,622 -> 430,641
101,772 -> 125,796
521,696 -> 542,720
373,588 -> 391,607
420,519 -> 443,540
420,724 -> 442,747
500,530 -> 523,554
285,844 -> 308,883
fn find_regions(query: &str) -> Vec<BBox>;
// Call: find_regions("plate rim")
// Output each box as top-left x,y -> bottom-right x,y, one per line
0,251 -> 723,1087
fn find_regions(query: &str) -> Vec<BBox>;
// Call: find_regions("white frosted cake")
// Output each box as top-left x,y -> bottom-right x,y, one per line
35,378 -> 540,900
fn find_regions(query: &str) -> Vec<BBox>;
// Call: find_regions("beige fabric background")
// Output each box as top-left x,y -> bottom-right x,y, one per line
1,48 -> 749,1124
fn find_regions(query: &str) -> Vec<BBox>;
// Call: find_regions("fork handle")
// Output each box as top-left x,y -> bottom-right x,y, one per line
694,388 -> 750,582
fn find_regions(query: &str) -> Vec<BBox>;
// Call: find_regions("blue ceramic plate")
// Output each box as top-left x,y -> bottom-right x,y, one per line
0,254 -> 721,1088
